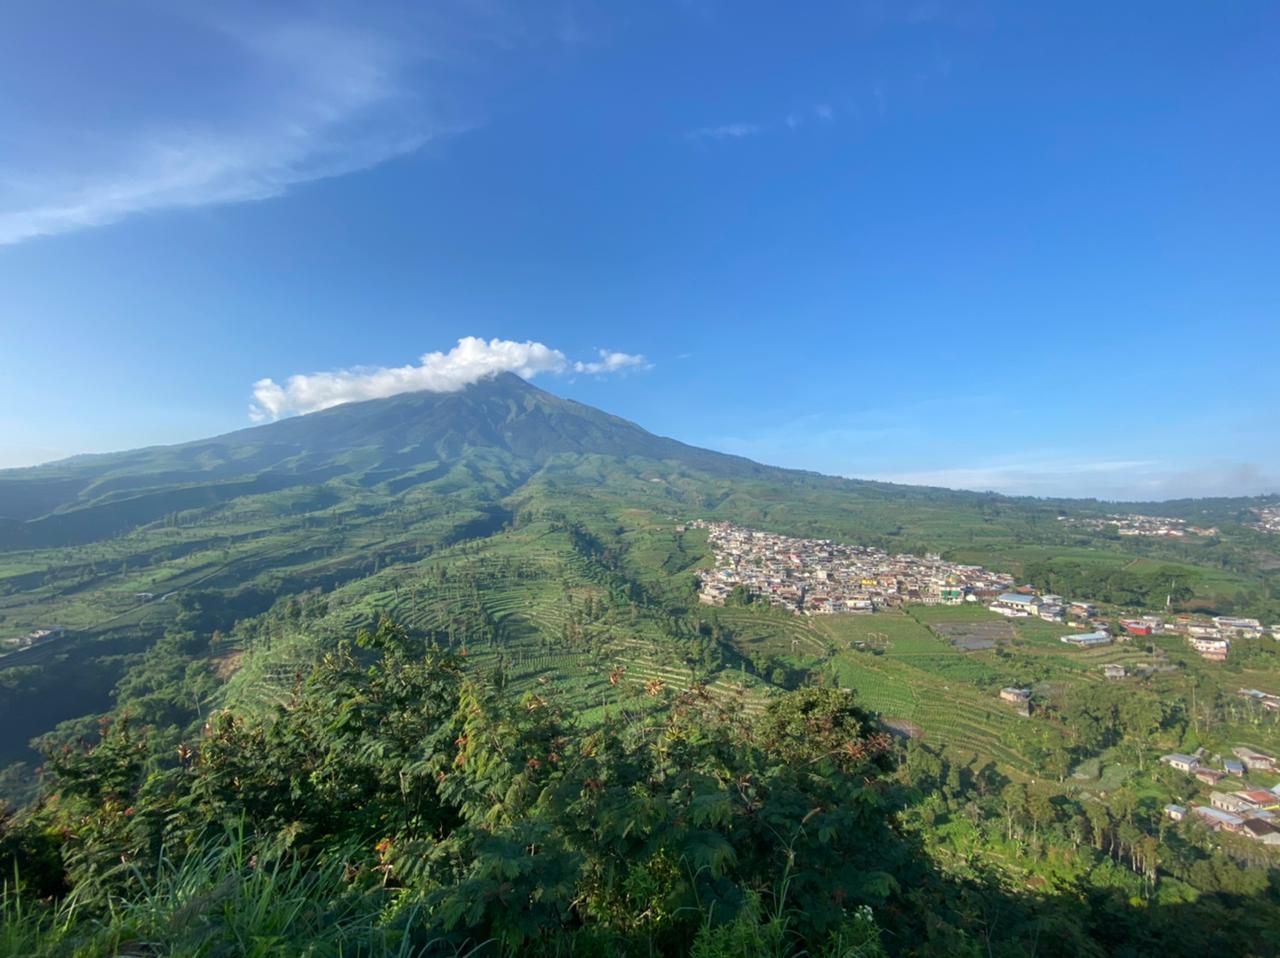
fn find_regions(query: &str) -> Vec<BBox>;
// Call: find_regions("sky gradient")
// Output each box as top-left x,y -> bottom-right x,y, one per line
1,1 -> 1277,500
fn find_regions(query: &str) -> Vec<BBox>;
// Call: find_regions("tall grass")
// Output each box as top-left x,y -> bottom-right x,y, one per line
0,831 -> 422,958
2,830 -> 884,957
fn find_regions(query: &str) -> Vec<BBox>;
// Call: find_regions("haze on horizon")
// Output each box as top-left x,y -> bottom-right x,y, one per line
1,1 -> 1276,501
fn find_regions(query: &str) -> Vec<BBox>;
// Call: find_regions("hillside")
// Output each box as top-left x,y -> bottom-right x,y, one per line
0,374 -> 1277,769
3,376 -> 1280,956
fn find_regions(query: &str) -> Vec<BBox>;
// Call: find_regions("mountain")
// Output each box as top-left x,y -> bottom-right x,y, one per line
0,374 -> 781,547
1,374 -> 1276,772
6,379 -> 1280,958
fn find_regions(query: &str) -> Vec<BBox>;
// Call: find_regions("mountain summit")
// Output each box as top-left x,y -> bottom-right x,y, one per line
0,374 -> 772,544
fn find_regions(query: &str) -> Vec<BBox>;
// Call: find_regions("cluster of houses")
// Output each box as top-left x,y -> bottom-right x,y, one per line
692,521 -> 1015,614
4,626 -> 65,651
1163,748 -> 1280,844
987,593 -> 1117,646
691,522 -> 1278,662
988,592 -> 1114,630
1059,513 -> 1219,538
1248,504 -> 1280,535
1173,614 -> 1276,661
990,590 -> 1277,663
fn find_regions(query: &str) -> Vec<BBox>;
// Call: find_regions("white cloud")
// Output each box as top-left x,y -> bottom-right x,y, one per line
573,349 -> 650,375
697,103 -> 836,141
249,337 -> 649,421
0,8 -> 454,245
688,122 -> 761,140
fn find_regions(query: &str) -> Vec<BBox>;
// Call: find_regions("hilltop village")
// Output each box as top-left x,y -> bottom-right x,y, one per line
694,520 -> 1280,662
693,520 -> 1015,613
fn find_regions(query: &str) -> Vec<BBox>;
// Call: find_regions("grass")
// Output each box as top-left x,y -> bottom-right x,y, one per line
1,832 -> 421,958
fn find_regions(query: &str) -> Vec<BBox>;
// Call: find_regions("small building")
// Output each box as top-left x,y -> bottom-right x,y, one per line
1241,819 -> 1280,845
1235,789 -> 1280,810
1232,747 -> 1276,771
1196,806 -> 1246,831
999,687 -> 1032,715
990,593 -> 1041,617
1165,804 -> 1187,821
1237,688 -> 1280,712
1123,620 -> 1153,637
1195,768 -> 1227,786
1191,637 -> 1230,661
1193,805 -> 1246,832
1224,760 -> 1246,777
1161,753 -> 1199,773
1103,664 -> 1127,679
1210,791 -> 1254,814
1060,630 -> 1111,648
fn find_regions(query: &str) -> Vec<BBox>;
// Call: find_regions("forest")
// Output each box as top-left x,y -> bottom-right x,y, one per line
2,616 -> 1279,957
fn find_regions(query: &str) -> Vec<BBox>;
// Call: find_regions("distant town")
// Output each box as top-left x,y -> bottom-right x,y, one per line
692,520 -> 1015,614
1250,504 -> 1280,535
1058,513 -> 1218,538
694,520 -> 1280,663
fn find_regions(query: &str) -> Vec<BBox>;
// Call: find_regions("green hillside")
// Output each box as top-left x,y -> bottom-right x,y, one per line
3,376 -> 1280,955
1,374 -> 1277,769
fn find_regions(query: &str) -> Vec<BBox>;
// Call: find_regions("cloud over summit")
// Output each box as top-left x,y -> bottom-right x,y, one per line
249,337 -> 648,421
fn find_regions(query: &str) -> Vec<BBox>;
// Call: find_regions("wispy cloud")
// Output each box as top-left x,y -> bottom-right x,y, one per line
0,8 -> 460,246
688,122 -> 761,141
864,458 -> 1280,501
249,337 -> 649,421
573,349 -> 651,375
695,102 -> 836,140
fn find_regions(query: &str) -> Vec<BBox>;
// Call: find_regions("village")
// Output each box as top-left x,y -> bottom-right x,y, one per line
1058,513 -> 1219,538
694,521 -> 1280,665
986,590 -> 1277,662
1250,504 -> 1280,535
692,521 -> 1280,849
692,520 -> 1017,614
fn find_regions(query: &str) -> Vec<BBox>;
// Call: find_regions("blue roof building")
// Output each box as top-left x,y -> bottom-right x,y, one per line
1061,630 -> 1111,647
997,593 -> 1038,605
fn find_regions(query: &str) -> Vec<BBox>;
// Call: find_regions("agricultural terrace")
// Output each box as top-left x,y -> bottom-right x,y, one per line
219,516 -> 773,725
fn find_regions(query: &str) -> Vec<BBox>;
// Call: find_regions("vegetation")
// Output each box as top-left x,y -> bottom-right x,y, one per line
2,376 -> 1280,954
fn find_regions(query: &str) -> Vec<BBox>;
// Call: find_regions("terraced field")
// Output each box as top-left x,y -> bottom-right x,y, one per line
220,518 -> 775,725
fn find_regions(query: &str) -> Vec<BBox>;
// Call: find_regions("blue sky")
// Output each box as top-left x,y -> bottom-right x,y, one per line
1,1 -> 1276,500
